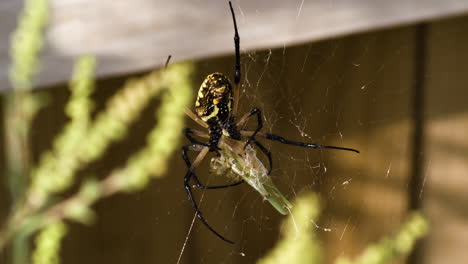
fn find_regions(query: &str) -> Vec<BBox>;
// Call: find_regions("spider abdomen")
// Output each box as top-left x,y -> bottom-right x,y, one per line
195,73 -> 233,124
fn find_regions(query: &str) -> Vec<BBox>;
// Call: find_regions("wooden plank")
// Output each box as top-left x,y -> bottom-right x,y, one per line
420,16 -> 468,264
276,27 -> 416,262
1,0 -> 468,91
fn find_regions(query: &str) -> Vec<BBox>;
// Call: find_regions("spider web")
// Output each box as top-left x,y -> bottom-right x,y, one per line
173,14 -> 416,264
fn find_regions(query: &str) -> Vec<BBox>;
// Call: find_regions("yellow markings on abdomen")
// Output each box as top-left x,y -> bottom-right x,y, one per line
201,104 -> 219,121
195,72 -> 233,120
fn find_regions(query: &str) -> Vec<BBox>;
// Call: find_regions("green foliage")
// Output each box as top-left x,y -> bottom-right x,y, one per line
0,61 -> 194,259
115,63 -> 194,191
1,2 -> 194,263
32,222 -> 67,264
62,179 -> 100,225
27,57 -> 193,204
258,193 -> 322,264
30,56 -> 97,203
9,0 -> 49,90
335,212 -> 429,264
4,0 -> 50,263
259,192 -> 429,264
5,0 -> 49,206
2,49 -> 194,258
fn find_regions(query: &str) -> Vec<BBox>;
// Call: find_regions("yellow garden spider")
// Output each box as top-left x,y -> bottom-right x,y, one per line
182,1 -> 359,244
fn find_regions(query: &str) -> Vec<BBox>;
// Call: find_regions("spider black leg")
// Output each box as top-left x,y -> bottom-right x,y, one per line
184,170 -> 234,244
164,55 -> 172,68
193,177 -> 244,190
182,144 -> 244,190
229,1 -> 241,114
240,108 -> 262,149
229,1 -> 240,86
260,133 -> 360,153
182,145 -> 234,244
252,139 -> 273,175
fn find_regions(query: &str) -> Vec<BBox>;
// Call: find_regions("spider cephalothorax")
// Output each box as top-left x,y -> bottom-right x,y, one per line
195,73 -> 234,124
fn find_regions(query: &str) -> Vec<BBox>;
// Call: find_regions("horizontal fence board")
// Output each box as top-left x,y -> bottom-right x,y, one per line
1,0 -> 468,91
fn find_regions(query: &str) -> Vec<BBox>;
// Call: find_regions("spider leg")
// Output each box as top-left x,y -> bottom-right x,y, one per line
236,107 -> 259,127
236,108 -> 262,149
182,146 -> 234,244
252,139 -> 273,175
164,55 -> 172,68
185,172 -> 235,244
185,107 -> 209,128
193,177 -> 244,190
182,144 -> 244,190
184,128 -> 209,146
229,1 -> 241,115
241,131 -> 360,153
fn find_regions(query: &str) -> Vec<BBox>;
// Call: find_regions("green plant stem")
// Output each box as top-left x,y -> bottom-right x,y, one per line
12,231 -> 29,264
3,90 -> 39,264
6,0 -> 49,260
4,92 -> 30,206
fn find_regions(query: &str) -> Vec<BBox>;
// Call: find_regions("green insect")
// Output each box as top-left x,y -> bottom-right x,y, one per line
182,1 -> 359,244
